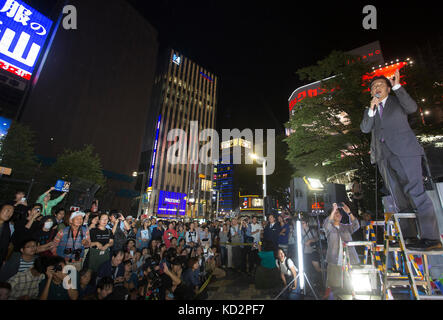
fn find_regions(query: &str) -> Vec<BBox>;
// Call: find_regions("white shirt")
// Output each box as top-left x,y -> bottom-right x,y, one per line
368,84 -> 401,117
250,223 -> 263,243
276,257 -> 297,276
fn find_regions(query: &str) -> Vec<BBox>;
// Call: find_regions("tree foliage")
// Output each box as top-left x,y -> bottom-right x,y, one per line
285,51 -> 373,181
47,145 -> 106,187
0,121 -> 39,179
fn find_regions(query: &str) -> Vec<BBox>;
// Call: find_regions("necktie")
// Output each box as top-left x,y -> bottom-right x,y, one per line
379,102 -> 383,119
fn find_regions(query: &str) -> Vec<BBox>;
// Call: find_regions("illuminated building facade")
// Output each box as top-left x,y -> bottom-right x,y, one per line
213,138 -> 253,215
140,48 -> 218,219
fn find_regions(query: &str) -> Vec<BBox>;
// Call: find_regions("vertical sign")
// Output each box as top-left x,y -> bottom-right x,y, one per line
147,115 -> 161,191
0,0 -> 53,80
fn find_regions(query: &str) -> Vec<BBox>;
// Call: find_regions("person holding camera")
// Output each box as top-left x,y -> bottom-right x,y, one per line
108,211 -> 130,252
323,203 -> 359,298
39,256 -> 78,300
52,211 -> 90,271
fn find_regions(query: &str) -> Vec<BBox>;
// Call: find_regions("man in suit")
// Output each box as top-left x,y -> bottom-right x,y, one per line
360,69 -> 441,251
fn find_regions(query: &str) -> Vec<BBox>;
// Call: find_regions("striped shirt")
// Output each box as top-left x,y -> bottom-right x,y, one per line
8,269 -> 45,300
18,257 -> 35,273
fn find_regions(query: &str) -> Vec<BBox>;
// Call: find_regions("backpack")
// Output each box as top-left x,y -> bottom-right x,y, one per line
277,258 -> 291,274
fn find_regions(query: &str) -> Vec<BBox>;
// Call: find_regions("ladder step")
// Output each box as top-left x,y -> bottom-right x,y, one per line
393,213 -> 416,219
405,249 -> 443,256
419,295 -> 443,300
387,280 -> 428,286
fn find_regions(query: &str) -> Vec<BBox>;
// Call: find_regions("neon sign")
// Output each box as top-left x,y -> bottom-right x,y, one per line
147,115 -> 161,191
200,72 -> 213,82
289,61 -> 408,112
0,0 -> 53,80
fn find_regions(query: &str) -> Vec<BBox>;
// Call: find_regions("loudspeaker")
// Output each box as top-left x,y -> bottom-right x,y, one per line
290,178 -> 308,212
323,183 -> 348,212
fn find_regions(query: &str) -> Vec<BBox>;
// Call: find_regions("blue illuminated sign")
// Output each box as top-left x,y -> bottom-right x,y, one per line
0,116 -> 12,138
0,0 -> 53,80
158,190 -> 186,217
147,115 -> 161,191
172,53 -> 181,66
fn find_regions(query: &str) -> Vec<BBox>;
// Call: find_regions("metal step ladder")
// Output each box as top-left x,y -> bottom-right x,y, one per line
382,213 -> 443,300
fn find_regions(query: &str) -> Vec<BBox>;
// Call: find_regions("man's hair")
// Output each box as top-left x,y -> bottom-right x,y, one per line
123,259 -> 132,266
30,203 -> 43,211
0,282 -> 11,291
19,238 -> 37,251
54,208 -> 65,215
33,256 -> 47,274
370,75 -> 392,89
112,250 -> 125,258
16,191 -> 25,195
97,277 -> 114,290
46,255 -> 65,268
187,257 -> 198,269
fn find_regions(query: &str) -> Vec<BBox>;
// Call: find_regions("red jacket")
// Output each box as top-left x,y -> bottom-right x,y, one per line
163,229 -> 178,248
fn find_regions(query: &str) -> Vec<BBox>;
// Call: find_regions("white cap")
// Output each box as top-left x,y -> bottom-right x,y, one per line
70,211 -> 86,221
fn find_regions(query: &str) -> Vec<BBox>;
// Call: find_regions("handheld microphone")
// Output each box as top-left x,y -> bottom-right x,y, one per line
372,93 -> 381,109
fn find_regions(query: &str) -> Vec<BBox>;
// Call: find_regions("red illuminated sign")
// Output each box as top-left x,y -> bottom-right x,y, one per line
289,61 -> 408,112
346,50 -> 382,65
0,58 -> 31,80
311,202 -> 324,210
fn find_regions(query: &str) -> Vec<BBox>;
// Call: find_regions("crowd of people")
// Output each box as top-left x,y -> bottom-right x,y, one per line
0,187 -> 368,300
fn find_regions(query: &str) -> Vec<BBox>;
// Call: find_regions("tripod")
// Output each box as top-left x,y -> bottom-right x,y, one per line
273,273 -> 319,300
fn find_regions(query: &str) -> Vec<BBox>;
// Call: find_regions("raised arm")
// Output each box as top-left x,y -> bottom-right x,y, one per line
390,69 -> 417,114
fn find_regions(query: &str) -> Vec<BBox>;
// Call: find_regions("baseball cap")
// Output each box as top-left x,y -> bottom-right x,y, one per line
70,211 -> 86,221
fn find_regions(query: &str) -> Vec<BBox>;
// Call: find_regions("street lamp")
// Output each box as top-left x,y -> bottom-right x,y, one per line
250,153 -> 267,220
133,171 -> 147,219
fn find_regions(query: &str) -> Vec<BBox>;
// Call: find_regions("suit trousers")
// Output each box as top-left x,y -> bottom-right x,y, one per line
377,142 -> 440,240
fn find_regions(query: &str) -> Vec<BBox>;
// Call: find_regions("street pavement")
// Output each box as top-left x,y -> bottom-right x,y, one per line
206,268 -> 282,300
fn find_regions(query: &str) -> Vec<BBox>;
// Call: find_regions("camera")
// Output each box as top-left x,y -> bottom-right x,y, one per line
64,248 -> 82,260
147,270 -> 162,289
53,264 -> 63,272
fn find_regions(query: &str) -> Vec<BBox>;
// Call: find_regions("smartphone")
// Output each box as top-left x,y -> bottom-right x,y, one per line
55,180 -> 70,192
21,197 -> 26,202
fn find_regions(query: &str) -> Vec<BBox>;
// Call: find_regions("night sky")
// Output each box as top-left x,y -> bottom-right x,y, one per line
29,0 -> 442,134
128,0 -> 441,134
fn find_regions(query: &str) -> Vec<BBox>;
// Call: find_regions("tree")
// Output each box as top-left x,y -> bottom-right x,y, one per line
47,145 -> 106,188
285,51 -> 378,213
0,122 -> 39,203
0,121 -> 39,178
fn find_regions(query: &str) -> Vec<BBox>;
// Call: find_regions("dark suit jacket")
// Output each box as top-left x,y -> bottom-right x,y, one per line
360,86 -> 424,163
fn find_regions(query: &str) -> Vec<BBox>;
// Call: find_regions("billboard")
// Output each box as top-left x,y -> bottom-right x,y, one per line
240,195 -> 263,211
0,0 -> 53,80
157,190 -> 186,218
